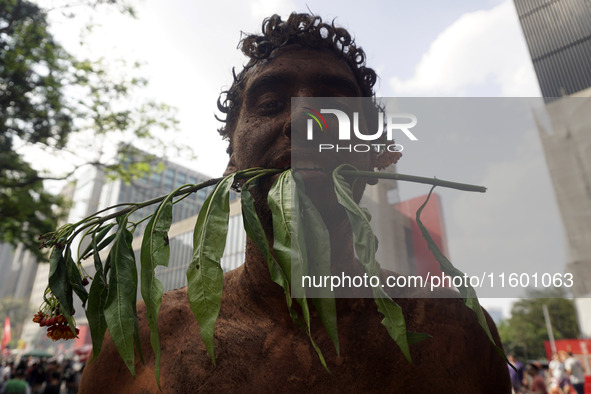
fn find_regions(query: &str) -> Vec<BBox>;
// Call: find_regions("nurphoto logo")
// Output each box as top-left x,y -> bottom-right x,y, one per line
304,107 -> 418,153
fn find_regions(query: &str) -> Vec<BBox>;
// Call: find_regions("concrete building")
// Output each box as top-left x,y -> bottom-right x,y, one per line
534,94 -> 591,337
515,0 -> 591,337
0,244 -> 38,305
0,243 -> 38,343
514,0 -> 591,100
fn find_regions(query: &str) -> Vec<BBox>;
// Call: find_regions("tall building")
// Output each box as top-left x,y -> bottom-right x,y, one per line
515,0 -> 591,337
0,243 -> 38,343
0,244 -> 37,303
98,156 -> 226,236
514,0 -> 591,100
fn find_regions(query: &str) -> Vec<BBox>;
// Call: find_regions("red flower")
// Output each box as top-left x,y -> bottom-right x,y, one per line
33,308 -> 79,341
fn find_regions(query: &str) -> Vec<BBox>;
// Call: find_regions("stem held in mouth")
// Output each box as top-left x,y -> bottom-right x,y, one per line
340,170 -> 486,193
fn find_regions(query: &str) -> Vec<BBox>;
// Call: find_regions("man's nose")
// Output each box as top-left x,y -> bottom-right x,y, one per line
287,88 -> 315,135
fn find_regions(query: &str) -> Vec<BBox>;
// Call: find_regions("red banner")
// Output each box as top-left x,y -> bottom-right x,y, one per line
0,316 -> 11,350
545,339 -> 591,376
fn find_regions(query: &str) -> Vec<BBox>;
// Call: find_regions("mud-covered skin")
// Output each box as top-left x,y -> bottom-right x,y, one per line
80,257 -> 510,393
80,238 -> 510,394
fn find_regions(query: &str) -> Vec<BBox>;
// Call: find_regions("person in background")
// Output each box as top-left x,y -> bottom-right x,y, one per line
1,362 -> 13,382
25,362 -> 44,394
0,367 -> 31,394
527,363 -> 548,394
64,363 -> 82,394
563,352 -> 585,394
1,361 -> 14,391
549,352 -> 569,393
508,354 -> 525,392
41,371 -> 60,394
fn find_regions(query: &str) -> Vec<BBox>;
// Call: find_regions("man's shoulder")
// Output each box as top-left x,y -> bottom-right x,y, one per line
379,271 -> 507,368
80,275 -> 278,393
80,287 -> 206,393
394,294 -> 499,343
80,271 -> 511,393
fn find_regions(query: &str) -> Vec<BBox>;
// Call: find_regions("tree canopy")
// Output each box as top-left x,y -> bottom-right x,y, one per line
498,287 -> 580,360
0,0 -> 185,260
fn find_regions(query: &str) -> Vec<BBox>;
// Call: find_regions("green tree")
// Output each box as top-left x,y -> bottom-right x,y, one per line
498,287 -> 580,360
0,0 -> 187,260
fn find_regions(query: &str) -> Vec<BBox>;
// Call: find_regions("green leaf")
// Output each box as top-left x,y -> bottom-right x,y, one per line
297,188 -> 340,356
48,246 -> 77,335
186,174 -> 234,366
133,306 -> 144,366
241,178 -> 297,322
79,223 -> 115,259
332,165 -> 412,362
104,217 -> 138,377
66,255 -> 88,307
140,197 -> 173,387
296,294 -> 330,373
415,186 -> 507,361
406,331 -> 432,345
94,233 -> 117,257
48,247 -> 73,321
268,171 -> 333,371
91,228 -> 108,285
374,297 -> 412,359
87,254 -> 108,361
268,171 -> 295,283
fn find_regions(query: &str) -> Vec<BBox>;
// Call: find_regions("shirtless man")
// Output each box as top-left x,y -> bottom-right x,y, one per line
79,13 -> 511,393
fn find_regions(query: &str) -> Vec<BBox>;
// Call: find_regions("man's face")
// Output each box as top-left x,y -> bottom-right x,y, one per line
225,45 -> 368,177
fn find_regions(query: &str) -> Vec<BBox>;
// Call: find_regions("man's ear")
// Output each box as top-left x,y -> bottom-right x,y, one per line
223,148 -> 237,176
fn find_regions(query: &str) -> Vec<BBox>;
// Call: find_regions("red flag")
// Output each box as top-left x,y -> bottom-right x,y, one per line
1,316 -> 11,350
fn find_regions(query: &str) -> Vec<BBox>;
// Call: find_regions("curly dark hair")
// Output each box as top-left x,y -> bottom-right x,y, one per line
216,13 -> 378,144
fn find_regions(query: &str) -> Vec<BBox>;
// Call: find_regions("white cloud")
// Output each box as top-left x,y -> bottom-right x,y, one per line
390,0 -> 542,97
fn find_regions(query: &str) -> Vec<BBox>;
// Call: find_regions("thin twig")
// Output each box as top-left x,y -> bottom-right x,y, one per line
341,170 -> 487,193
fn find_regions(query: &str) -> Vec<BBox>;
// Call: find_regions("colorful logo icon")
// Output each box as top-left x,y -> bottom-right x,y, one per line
304,107 -> 328,131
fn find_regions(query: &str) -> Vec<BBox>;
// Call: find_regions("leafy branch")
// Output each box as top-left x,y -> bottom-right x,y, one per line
34,166 -> 494,385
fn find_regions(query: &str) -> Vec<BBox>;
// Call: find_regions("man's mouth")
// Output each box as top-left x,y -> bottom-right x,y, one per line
272,152 -> 291,170
293,158 -> 327,171
270,152 -> 348,178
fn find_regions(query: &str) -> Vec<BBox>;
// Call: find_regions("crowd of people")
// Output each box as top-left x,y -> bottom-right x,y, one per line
0,358 -> 83,394
508,351 -> 586,394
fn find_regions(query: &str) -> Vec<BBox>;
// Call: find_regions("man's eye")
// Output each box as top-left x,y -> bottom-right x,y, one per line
258,100 -> 284,114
